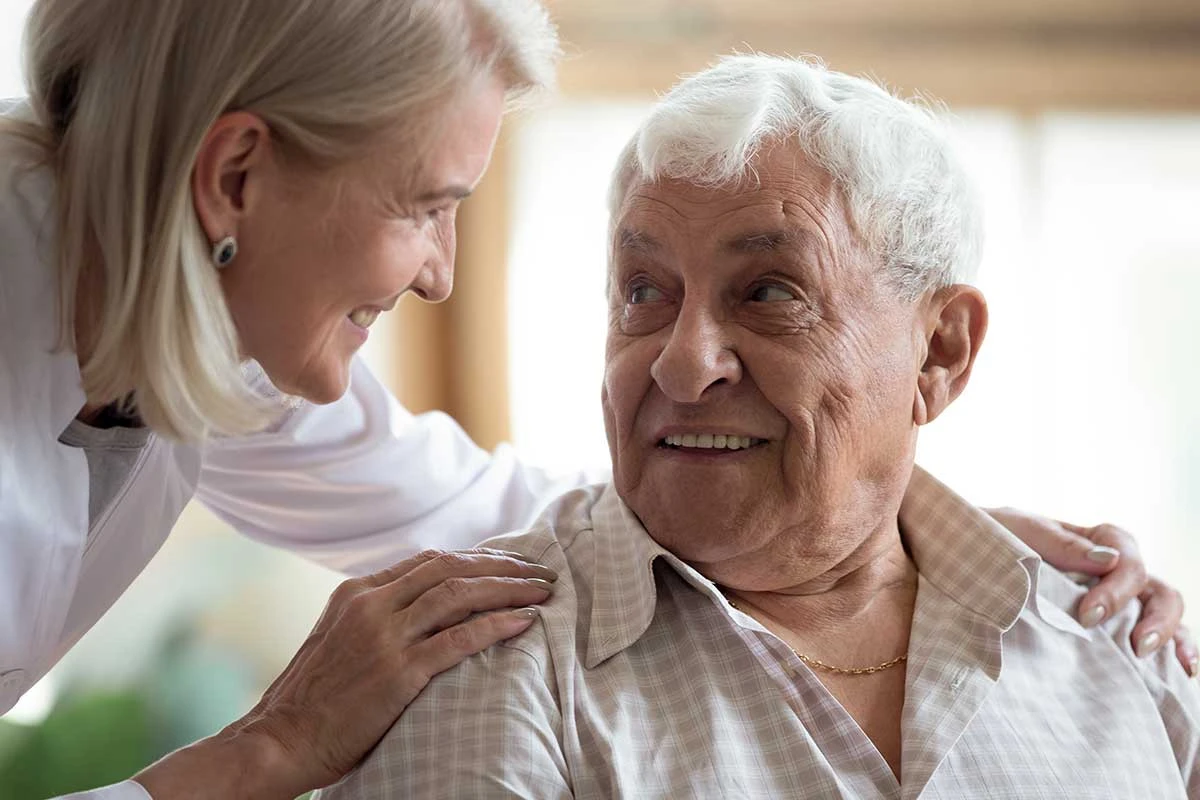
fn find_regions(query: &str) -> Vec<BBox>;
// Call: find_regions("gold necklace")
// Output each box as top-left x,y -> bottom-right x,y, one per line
727,596 -> 907,677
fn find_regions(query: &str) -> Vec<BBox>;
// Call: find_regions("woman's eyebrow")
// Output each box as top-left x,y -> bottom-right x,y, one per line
414,185 -> 473,204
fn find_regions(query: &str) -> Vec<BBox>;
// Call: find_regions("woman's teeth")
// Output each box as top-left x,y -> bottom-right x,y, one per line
662,434 -> 764,450
349,308 -> 381,329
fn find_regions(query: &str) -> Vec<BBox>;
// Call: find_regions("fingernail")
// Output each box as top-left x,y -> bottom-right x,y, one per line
1136,631 -> 1161,657
1189,657 -> 1199,678
526,578 -> 556,591
513,606 -> 541,619
1085,546 -> 1120,565
533,567 -> 559,582
1080,605 -> 1106,627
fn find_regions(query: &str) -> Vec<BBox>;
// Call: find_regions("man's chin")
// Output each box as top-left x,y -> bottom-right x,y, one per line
633,502 -> 764,565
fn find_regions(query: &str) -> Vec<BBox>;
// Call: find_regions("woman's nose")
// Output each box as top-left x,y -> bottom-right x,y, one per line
410,229 -> 455,303
411,258 -> 453,303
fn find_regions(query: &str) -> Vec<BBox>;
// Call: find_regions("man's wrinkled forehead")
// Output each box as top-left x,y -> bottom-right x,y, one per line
610,173 -> 847,273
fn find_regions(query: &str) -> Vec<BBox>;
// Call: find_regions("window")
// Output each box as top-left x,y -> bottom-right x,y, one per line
0,1 -> 32,98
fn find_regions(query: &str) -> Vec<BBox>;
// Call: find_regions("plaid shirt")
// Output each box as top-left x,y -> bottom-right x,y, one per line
321,466 -> 1200,799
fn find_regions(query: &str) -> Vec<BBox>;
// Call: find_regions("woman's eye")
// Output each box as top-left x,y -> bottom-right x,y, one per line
749,284 -> 796,302
424,202 -> 457,223
629,284 -> 666,304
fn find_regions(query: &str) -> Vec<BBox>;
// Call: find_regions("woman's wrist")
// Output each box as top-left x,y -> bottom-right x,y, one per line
132,723 -> 302,800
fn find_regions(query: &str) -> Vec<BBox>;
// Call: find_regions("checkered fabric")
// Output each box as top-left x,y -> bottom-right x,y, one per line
320,466 -> 1199,799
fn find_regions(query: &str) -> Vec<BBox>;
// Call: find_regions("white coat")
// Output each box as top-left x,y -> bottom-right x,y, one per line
0,117 -> 591,798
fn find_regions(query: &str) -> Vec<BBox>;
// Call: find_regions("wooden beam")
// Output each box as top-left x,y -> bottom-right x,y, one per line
546,0 -> 1200,110
391,134 -> 515,450
444,133 -> 514,450
547,0 -> 1200,31
390,293 -> 451,418
555,34 -> 1200,111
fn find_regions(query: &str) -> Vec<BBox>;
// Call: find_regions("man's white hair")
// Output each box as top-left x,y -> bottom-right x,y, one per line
608,54 -> 982,297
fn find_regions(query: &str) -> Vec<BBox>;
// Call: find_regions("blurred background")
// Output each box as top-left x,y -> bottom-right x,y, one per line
2,0 -> 1198,795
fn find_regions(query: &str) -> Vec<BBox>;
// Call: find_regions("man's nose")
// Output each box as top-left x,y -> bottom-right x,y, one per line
650,305 -> 742,403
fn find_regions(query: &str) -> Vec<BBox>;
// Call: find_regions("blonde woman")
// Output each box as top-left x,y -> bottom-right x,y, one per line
0,1 -> 1190,798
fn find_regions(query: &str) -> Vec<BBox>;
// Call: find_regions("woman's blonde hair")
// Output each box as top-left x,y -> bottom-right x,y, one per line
4,0 -> 558,441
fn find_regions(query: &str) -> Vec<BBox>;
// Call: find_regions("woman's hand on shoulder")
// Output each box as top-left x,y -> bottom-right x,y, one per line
134,548 -> 557,798
987,507 -> 1196,678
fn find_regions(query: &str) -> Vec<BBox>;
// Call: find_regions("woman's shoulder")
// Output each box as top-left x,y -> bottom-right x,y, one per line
0,105 -> 56,287
0,114 -> 81,436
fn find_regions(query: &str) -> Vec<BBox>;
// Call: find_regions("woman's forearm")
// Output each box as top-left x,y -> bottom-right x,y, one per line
134,725 -> 297,800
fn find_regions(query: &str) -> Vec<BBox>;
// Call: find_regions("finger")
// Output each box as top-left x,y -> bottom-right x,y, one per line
995,510 -> 1121,577
406,607 -> 542,683
1075,525 -> 1147,628
360,548 -> 550,589
1129,582 -> 1184,657
399,576 -> 555,641
1049,521 -> 1122,576
1174,626 -> 1198,679
359,548 -> 454,589
384,551 -> 559,608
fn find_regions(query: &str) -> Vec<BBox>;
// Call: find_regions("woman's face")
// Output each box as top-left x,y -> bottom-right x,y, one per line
221,77 -> 506,403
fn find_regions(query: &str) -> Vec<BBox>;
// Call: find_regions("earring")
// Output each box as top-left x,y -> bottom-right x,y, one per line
211,235 -> 238,268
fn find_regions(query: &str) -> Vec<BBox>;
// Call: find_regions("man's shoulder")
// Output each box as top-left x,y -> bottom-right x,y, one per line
481,483 -> 608,573
478,483 -> 623,670
1030,563 -> 1188,685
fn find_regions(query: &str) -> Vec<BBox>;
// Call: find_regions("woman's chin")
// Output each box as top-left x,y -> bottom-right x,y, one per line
265,364 -> 352,406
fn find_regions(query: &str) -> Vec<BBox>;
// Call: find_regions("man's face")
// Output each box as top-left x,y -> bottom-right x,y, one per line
602,144 -> 929,586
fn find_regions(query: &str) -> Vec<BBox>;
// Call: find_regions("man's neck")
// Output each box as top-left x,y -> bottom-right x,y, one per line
719,517 -> 917,644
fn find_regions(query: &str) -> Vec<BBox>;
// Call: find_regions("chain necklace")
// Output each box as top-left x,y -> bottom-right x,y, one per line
727,596 -> 907,677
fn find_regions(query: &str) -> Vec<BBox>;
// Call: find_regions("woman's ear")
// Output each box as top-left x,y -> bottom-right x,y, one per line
914,285 -> 988,426
191,111 -> 272,245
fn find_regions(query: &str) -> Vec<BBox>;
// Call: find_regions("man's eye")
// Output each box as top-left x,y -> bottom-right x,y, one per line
749,284 -> 796,302
629,284 -> 666,304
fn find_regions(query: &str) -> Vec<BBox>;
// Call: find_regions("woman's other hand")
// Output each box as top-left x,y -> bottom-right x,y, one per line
134,548 -> 556,798
987,507 -> 1195,678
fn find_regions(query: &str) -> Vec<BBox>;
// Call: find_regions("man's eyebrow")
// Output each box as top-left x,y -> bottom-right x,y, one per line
722,230 -> 802,254
414,185 -> 473,204
616,227 -> 661,255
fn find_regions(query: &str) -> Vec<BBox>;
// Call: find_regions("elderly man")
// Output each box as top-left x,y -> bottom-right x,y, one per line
323,56 -> 1200,798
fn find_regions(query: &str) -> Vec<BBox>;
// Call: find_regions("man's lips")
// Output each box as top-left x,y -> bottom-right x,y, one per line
652,427 -> 770,452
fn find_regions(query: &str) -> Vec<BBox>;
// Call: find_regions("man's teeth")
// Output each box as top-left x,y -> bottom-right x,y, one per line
349,308 -> 381,328
662,434 -> 763,450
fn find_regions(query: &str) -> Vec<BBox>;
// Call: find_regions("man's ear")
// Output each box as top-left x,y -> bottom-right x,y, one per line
191,112 -> 273,246
914,284 -> 988,426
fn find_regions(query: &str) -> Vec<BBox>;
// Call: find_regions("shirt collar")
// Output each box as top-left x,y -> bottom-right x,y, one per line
584,485 -> 733,667
899,465 -> 1038,633
583,465 -> 1075,668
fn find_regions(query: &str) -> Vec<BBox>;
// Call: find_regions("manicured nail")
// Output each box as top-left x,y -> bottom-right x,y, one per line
528,565 -> 559,582
526,578 -> 556,591
1085,546 -> 1120,565
513,606 -> 541,619
1080,605 -> 1106,627
1136,631 -> 1161,657
1189,656 -> 1199,678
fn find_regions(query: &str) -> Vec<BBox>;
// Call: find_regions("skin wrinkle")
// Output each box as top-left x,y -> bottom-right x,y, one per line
602,143 -> 970,634
204,75 -> 506,403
